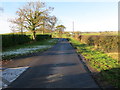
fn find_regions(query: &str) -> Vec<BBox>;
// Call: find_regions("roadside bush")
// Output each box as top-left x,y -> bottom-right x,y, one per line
78,35 -> 118,53
36,35 -> 51,41
2,34 -> 51,49
2,34 -> 31,48
69,38 -> 119,88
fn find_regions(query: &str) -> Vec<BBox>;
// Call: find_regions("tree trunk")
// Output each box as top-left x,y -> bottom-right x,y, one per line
33,31 -> 36,41
42,30 -> 44,34
20,27 -> 23,35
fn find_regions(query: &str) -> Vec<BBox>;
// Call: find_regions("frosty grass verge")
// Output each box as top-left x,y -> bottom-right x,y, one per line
2,38 -> 58,57
2,45 -> 52,57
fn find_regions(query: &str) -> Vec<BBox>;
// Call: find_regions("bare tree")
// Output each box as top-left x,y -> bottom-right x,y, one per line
11,1 -> 53,40
48,16 -> 58,33
10,16 -> 24,34
10,26 -> 17,34
39,15 -> 57,34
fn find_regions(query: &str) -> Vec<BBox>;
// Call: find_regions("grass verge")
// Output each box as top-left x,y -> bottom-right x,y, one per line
2,38 -> 58,60
69,38 -> 119,88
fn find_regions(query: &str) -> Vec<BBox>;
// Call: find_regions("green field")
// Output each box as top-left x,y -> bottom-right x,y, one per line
80,31 -> 118,35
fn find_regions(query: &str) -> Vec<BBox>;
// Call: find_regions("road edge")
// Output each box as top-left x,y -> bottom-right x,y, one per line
67,38 -> 103,90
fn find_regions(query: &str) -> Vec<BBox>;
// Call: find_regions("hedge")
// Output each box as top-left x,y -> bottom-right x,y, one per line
2,34 -> 31,48
2,34 -> 52,49
36,35 -> 51,41
78,35 -> 119,53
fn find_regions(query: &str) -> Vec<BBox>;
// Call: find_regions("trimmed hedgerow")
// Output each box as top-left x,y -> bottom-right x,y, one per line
2,34 -> 52,49
36,35 -> 51,41
2,34 -> 31,48
78,35 -> 118,53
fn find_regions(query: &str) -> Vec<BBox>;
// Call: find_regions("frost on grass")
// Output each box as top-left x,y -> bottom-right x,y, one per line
48,39 -> 57,43
0,67 -> 29,88
2,45 -> 52,57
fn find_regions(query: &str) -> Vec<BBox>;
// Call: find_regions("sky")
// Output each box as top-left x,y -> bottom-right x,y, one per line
0,0 -> 118,34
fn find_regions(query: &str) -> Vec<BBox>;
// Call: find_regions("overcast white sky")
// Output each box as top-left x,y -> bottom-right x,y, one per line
0,0 -> 119,34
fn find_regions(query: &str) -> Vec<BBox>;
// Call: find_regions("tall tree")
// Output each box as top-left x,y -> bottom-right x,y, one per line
11,1 -> 53,40
56,25 -> 66,34
10,16 -> 24,34
55,25 -> 66,38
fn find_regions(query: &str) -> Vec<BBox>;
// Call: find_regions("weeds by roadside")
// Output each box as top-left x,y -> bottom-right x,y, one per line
69,38 -> 119,88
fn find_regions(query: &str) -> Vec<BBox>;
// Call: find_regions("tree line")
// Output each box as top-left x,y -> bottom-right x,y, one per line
10,1 -> 66,40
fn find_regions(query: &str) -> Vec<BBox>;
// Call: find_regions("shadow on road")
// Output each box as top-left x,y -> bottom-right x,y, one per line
3,38 -> 100,88
8,62 -> 99,88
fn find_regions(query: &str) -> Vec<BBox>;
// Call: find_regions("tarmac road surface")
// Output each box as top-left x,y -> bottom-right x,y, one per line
8,38 -> 99,88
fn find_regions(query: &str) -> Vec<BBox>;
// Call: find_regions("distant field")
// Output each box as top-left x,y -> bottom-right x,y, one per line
0,31 -> 118,36
80,33 -> 101,35
80,31 -> 118,35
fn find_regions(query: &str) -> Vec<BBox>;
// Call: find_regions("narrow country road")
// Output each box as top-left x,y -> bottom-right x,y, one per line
7,38 -> 99,88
